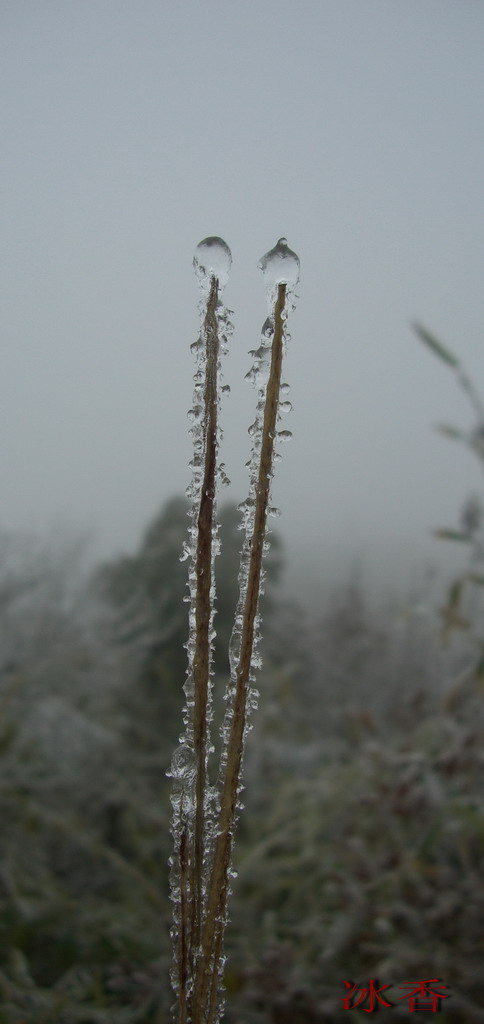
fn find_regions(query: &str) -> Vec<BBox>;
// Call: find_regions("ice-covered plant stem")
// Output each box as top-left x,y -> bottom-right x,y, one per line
191,238 -> 299,1024
170,237 -> 299,1024
168,237 -> 232,1022
189,258 -> 226,965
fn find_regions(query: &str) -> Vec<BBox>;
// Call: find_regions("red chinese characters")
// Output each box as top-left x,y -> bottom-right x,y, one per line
397,979 -> 451,1013
343,978 -> 451,1013
343,979 -> 394,1012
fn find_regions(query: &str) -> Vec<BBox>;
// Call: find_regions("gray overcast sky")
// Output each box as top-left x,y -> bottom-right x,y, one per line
1,0 -> 484,597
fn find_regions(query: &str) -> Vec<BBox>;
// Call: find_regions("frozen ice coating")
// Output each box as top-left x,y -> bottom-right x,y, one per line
258,236 -> 300,304
261,317 -> 274,346
168,743 -> 196,782
193,236 -> 232,290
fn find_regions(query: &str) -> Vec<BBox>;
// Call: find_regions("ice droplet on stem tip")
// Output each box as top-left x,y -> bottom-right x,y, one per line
193,236 -> 232,289
258,237 -> 300,295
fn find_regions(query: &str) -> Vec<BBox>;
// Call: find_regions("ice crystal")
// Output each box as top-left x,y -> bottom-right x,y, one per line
258,236 -> 300,311
168,743 -> 197,782
193,236 -> 232,292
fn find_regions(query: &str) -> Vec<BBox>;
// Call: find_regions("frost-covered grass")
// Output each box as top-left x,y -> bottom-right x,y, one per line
414,322 -> 484,664
1,530 -> 484,1022
227,695 -> 484,1023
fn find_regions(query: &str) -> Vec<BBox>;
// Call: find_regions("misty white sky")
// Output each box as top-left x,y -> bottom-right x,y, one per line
2,1 -> 484,598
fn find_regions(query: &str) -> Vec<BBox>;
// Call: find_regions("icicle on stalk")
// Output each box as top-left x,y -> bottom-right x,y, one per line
168,236 -> 232,1020
193,238 -> 300,1023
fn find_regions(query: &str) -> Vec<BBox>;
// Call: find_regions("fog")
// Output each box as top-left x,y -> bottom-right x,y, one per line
2,0 -> 484,601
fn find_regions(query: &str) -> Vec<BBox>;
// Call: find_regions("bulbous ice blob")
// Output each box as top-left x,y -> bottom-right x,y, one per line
168,743 -> 196,782
260,317 -> 274,347
193,236 -> 232,289
254,345 -> 272,388
258,237 -> 300,296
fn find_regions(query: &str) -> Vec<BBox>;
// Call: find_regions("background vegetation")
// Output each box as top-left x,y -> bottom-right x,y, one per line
0,492 -> 483,1023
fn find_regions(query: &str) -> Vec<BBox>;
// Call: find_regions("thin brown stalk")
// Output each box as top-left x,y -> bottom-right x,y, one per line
189,275 -> 220,969
192,283 -> 287,1022
178,827 -> 189,1024
207,919 -> 225,1024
